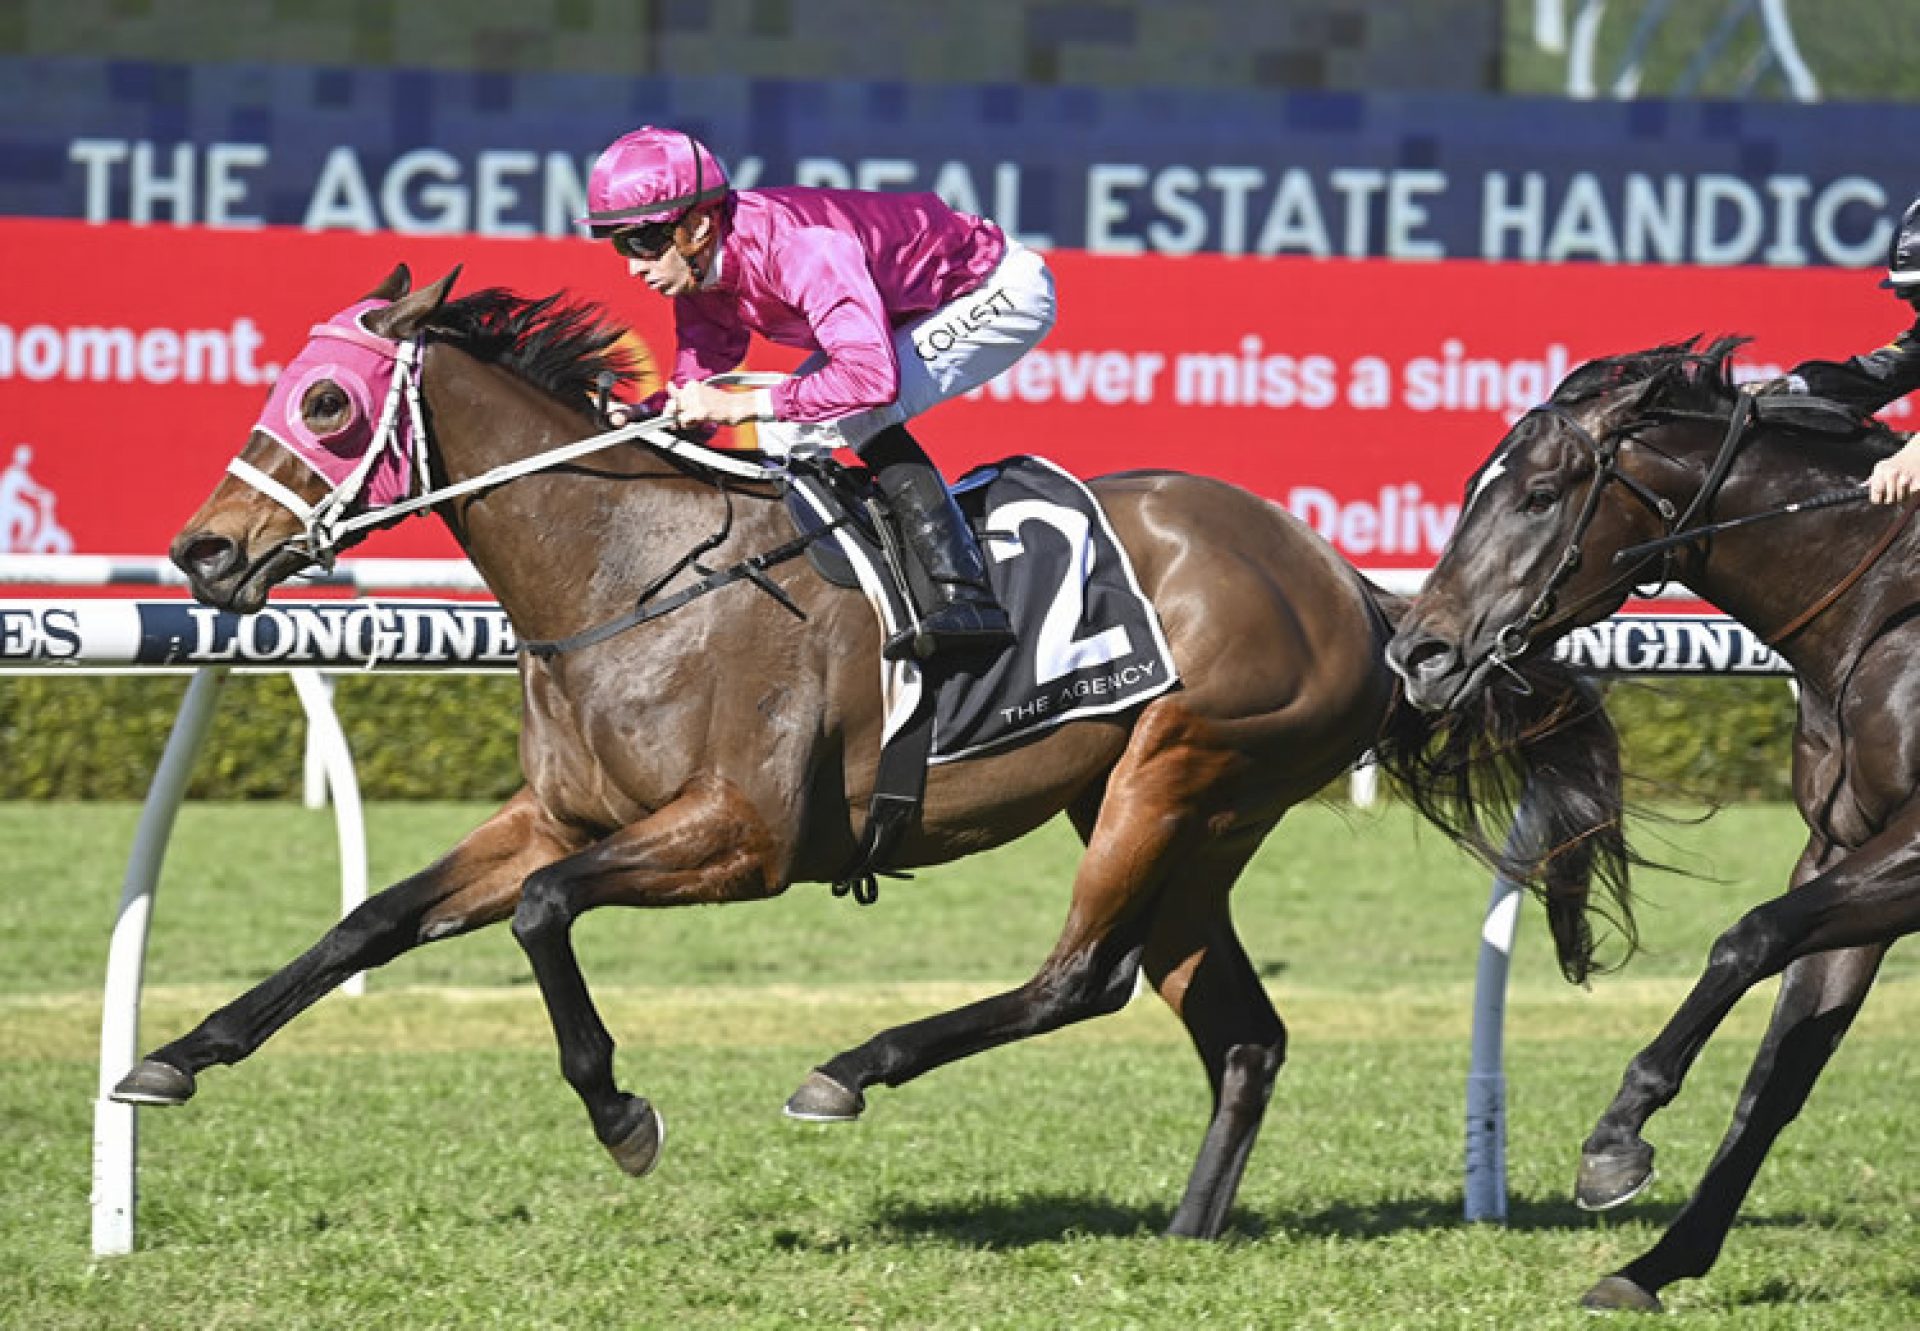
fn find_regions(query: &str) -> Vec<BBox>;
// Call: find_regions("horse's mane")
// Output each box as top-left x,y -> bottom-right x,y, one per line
427,289 -> 642,420
1550,335 -> 1895,445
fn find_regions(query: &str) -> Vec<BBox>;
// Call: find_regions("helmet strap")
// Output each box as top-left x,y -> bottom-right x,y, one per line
678,207 -> 720,282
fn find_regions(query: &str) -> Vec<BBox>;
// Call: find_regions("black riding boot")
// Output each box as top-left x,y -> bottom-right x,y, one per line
857,425 -> 1015,663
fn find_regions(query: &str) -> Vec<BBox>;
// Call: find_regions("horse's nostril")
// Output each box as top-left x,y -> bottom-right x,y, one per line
1397,636 -> 1460,682
176,534 -> 240,582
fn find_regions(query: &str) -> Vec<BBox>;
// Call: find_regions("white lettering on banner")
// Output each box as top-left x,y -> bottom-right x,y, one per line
1173,337 -> 1339,408
70,138 -> 271,226
302,146 -> 594,235
1480,170 -> 1888,266
1403,341 -> 1572,416
54,138 -> 1901,264
977,340 -> 1588,423
382,148 -> 469,233
0,319 -> 269,386
1088,162 -> 1450,258
981,349 -> 1167,405
1287,484 -> 1459,558
792,155 -> 1053,248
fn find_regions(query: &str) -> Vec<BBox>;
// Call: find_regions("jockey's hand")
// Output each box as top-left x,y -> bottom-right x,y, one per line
604,389 -> 667,429
668,378 -> 765,427
1868,436 -> 1920,504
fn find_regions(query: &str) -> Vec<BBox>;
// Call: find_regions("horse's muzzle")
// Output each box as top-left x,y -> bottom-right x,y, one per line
1385,629 -> 1469,712
170,531 -> 306,614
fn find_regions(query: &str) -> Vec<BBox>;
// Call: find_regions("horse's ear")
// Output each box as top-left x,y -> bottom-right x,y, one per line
365,266 -> 461,339
366,264 -> 412,302
1592,372 -> 1664,431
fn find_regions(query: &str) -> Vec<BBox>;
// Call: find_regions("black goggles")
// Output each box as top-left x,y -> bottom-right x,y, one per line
608,218 -> 682,261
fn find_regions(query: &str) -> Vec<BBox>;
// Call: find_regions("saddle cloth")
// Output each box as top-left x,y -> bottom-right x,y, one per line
786,455 -> 1181,762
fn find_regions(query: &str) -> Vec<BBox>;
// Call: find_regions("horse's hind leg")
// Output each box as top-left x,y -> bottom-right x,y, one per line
784,838 -> 1157,1122
113,787 -> 575,1106
1137,844 -> 1286,1239
1579,943 -> 1885,1311
787,703 -> 1242,1134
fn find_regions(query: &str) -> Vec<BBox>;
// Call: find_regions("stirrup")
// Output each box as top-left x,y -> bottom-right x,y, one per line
883,603 -> 1015,663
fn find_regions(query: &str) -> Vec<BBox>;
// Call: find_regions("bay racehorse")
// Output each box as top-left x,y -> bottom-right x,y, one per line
122,265 -> 1633,1239
1387,337 -> 1914,1310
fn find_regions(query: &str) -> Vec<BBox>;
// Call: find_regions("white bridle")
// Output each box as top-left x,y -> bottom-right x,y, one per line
226,339 -> 784,569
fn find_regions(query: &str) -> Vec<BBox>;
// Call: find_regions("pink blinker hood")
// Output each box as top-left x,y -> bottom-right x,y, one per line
250,299 -> 417,509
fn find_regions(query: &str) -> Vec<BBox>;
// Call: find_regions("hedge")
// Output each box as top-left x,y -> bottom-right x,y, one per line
0,671 -> 1799,804
0,674 -> 525,802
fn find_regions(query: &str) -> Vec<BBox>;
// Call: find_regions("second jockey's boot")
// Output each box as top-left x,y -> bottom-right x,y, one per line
858,425 -> 1016,663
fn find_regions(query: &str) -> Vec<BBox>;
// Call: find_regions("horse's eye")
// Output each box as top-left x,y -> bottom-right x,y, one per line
304,384 -> 351,424
1524,487 -> 1559,514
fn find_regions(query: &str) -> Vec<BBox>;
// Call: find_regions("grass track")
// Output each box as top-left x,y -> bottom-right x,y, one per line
4,801 -> 1919,1328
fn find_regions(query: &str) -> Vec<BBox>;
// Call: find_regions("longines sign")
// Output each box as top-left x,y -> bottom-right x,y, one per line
0,601 -> 1786,678
0,600 -> 516,668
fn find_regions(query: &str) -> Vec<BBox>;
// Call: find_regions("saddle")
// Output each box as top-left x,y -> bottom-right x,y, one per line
779,457 -> 882,592
562,424 -> 1179,903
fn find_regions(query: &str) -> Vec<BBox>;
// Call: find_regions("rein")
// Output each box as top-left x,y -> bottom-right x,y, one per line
1611,484 -> 1870,565
1764,492 -> 1920,647
225,327 -> 824,653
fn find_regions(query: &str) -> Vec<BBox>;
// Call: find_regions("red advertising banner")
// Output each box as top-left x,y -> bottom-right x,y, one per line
0,218 -> 1899,575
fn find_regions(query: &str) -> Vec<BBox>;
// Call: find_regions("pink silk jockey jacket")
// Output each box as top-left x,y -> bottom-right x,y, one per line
668,187 -> 1007,423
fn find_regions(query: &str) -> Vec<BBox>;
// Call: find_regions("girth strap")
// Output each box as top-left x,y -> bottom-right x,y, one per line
830,697 -> 936,906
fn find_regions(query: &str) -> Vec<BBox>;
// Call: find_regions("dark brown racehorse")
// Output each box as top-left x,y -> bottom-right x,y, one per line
1387,337 -> 1915,1311
121,265 -> 1631,1239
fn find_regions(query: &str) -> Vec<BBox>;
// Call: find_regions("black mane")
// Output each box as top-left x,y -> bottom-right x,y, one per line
1550,335 -> 1748,413
428,289 -> 644,420
1551,334 -> 1896,445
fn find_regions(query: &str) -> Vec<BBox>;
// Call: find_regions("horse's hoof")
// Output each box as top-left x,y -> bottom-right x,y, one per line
603,1097 -> 665,1178
1576,1142 -> 1656,1211
111,1059 -> 196,1106
1579,1275 -> 1663,1313
783,1069 -> 865,1122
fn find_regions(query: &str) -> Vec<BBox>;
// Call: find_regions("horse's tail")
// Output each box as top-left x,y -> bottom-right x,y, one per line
1365,585 -> 1640,984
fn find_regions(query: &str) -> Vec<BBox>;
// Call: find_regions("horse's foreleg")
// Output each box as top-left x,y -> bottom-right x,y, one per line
1137,846 -> 1285,1240
114,787 -> 576,1106
1578,943 -> 1884,1311
1569,809 -> 1920,1308
507,775 -> 781,1177
1574,837 -> 1920,1211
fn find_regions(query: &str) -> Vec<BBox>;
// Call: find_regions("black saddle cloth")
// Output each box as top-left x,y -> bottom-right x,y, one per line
782,455 -> 1180,762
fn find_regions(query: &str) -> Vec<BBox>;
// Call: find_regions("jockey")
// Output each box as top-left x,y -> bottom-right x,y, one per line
1781,195 -> 1920,503
581,125 -> 1057,663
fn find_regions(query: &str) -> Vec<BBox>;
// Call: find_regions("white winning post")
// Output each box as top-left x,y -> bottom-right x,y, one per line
91,665 -> 226,1254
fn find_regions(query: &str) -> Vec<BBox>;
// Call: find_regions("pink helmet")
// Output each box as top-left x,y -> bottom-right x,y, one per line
582,126 -> 729,235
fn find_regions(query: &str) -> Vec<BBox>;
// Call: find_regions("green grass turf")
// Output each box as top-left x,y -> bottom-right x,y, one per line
3,800 -> 1917,1328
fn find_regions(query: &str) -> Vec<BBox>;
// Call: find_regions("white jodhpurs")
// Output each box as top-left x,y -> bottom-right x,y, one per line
755,243 -> 1057,459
